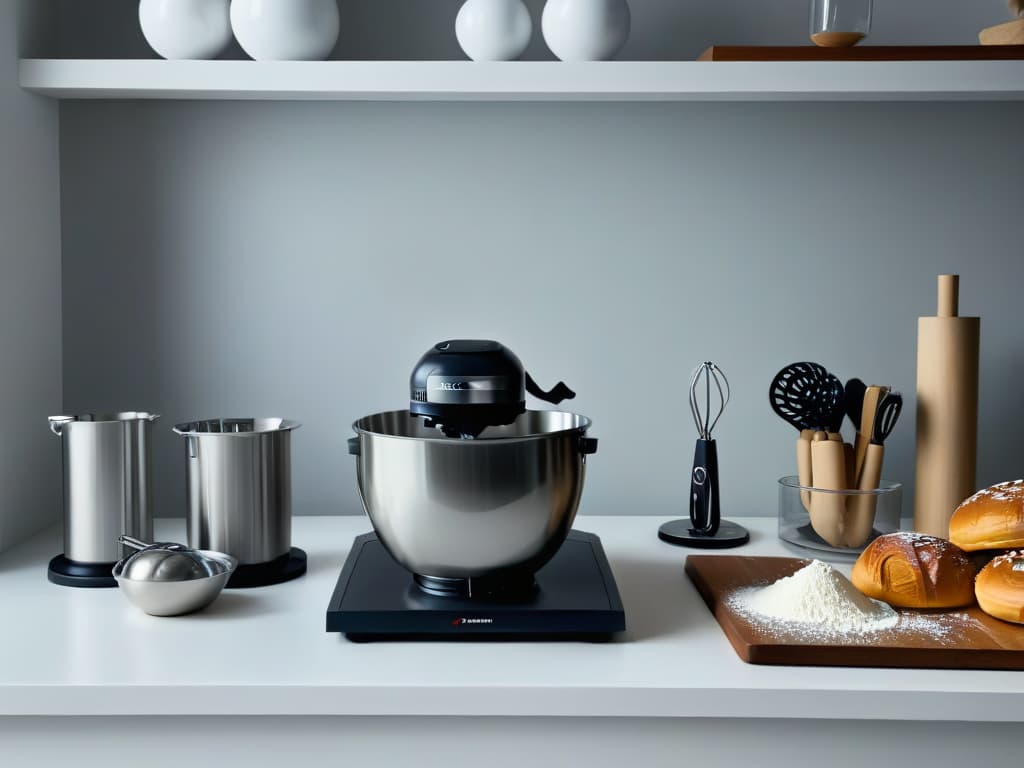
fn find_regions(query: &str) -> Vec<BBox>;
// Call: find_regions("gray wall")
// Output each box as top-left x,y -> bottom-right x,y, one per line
56,0 -> 1014,60
0,1 -> 62,552
51,0 -> 1024,520
60,99 -> 1024,519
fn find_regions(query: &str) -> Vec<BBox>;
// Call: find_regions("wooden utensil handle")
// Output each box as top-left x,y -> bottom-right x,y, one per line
846,443 -> 884,548
938,274 -> 959,318
797,430 -> 814,511
809,439 -> 847,547
843,441 -> 855,489
855,386 -> 887,484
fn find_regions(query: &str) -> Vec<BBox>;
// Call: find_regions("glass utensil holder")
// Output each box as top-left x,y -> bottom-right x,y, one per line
778,476 -> 901,556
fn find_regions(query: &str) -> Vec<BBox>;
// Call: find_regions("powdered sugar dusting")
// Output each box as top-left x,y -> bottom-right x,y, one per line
961,479 -> 1024,506
991,550 -> 1024,569
884,530 -> 962,559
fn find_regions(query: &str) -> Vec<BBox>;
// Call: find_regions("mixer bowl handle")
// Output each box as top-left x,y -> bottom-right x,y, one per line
348,437 -> 361,456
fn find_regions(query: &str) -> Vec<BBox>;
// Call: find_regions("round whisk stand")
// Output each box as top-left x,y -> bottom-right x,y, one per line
657,519 -> 749,549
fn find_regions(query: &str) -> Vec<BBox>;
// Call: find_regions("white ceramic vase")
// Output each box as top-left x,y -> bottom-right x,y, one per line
230,0 -> 340,61
139,0 -> 232,60
455,0 -> 533,61
541,0 -> 631,61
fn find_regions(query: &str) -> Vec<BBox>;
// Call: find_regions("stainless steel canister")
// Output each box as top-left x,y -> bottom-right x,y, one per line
48,412 -> 158,564
173,419 -> 300,565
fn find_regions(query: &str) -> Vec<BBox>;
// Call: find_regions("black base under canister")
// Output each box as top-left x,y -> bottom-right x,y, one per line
226,547 -> 307,588
657,519 -> 750,549
47,555 -> 118,588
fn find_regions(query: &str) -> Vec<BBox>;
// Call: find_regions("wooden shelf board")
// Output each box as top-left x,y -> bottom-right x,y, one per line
698,44 -> 1024,62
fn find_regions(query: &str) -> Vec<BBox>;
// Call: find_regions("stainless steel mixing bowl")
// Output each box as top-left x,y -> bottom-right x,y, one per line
348,410 -> 597,580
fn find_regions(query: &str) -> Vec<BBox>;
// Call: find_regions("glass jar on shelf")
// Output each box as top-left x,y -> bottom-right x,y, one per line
810,0 -> 872,47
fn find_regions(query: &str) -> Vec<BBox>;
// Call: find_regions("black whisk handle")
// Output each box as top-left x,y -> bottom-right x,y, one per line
689,438 -> 721,536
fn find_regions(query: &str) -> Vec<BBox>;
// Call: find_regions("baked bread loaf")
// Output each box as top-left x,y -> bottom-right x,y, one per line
975,551 -> 1024,624
852,532 -> 975,608
949,480 -> 1024,551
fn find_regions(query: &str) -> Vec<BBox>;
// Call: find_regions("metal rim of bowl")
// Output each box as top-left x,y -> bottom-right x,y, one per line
351,409 -> 592,445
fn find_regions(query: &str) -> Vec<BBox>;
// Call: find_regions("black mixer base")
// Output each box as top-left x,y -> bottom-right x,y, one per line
326,531 -> 626,640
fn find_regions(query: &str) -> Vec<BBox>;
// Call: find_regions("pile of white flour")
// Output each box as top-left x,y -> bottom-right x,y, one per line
733,560 -> 898,636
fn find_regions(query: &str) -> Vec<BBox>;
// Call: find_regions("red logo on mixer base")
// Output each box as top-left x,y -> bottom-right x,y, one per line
452,617 -> 494,626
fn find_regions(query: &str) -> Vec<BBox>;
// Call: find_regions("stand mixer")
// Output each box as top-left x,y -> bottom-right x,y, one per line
327,340 -> 626,640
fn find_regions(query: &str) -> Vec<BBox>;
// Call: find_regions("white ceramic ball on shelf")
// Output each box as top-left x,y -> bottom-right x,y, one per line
230,0 -> 340,61
139,0 -> 232,60
455,0 -> 533,61
541,0 -> 631,61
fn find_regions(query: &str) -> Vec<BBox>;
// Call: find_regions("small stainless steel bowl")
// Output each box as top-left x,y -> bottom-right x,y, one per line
349,409 -> 597,580
113,541 -> 237,616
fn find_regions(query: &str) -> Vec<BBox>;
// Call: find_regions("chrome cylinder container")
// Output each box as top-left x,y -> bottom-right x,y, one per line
48,412 -> 158,564
173,418 -> 299,565
349,410 -> 597,580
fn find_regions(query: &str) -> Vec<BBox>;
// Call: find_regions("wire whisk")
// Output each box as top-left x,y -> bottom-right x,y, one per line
657,360 -> 748,549
690,362 -> 730,441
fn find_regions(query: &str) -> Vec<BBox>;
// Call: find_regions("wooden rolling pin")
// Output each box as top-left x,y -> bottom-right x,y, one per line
913,275 -> 980,537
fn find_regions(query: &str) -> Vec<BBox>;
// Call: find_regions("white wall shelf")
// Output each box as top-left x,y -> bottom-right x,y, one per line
19,58 -> 1024,102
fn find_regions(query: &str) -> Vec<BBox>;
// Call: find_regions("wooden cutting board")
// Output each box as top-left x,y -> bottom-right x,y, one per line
697,45 -> 1024,61
685,555 -> 1024,670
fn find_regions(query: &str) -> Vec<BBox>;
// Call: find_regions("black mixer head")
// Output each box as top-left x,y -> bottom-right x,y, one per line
409,340 -> 575,438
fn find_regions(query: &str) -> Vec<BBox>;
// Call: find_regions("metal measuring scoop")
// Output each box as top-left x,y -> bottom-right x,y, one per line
114,536 -> 237,617
117,536 -> 222,581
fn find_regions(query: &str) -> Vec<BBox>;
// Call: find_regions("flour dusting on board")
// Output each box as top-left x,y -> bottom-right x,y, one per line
728,560 -> 898,637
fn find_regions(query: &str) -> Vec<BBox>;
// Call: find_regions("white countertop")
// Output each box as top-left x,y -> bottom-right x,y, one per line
2,516 -> 1021,720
